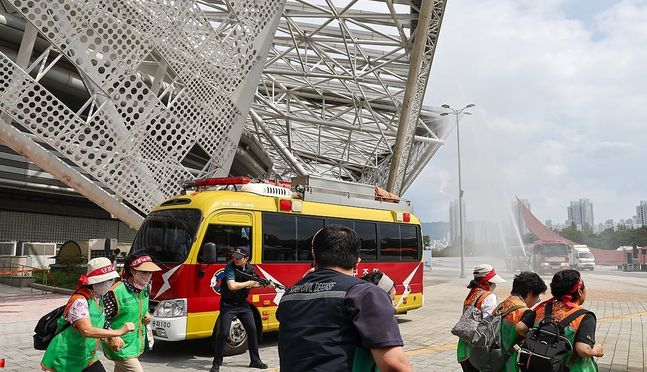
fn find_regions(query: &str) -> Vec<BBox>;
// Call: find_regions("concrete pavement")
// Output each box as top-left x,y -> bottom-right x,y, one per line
1,257 -> 646,371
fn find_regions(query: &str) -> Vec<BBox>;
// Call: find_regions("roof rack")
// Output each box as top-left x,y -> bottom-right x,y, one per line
291,175 -> 412,212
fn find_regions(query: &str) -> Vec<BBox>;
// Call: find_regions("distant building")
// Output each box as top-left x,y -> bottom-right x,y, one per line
512,199 -> 530,235
636,201 -> 647,227
545,219 -> 552,228
567,199 -> 594,231
449,199 -> 466,246
604,219 -> 614,231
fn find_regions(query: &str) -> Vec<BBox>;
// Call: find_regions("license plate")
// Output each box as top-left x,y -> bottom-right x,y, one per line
152,320 -> 171,328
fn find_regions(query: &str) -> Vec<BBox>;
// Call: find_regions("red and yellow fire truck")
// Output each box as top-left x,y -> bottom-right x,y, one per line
131,175 -> 424,354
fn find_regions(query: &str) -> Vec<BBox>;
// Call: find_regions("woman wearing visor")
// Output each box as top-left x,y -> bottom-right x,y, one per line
41,257 -> 135,372
103,253 -> 161,372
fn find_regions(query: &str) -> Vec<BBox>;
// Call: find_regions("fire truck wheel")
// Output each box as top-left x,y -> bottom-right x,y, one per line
215,317 -> 248,356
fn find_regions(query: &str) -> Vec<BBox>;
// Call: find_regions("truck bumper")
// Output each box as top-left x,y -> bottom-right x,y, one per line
150,316 -> 187,341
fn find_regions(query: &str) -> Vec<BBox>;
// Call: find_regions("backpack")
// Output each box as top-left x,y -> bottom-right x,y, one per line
451,292 -> 488,342
33,291 -> 85,350
469,303 -> 526,371
517,302 -> 592,372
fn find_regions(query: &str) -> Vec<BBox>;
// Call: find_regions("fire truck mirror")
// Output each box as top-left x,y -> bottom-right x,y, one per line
202,242 -> 219,264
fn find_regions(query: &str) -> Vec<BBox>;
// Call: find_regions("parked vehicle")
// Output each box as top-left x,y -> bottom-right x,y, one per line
529,240 -> 570,273
569,245 -> 595,271
130,176 -> 424,355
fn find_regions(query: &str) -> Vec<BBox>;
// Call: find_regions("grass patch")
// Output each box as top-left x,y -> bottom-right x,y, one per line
34,267 -> 85,290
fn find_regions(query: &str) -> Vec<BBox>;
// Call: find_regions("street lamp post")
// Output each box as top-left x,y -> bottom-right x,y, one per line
440,103 -> 475,279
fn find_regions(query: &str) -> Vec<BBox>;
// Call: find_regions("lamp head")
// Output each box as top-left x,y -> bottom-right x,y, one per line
440,112 -> 449,116
466,104 -> 476,108
441,104 -> 451,109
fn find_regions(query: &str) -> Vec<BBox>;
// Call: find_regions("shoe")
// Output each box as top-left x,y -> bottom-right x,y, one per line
209,365 -> 220,372
248,361 -> 268,369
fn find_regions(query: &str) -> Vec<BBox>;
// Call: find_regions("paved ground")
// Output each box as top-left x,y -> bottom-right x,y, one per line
1,257 -> 646,371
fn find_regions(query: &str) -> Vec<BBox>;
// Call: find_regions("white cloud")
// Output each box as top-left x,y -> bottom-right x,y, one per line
407,0 -> 647,225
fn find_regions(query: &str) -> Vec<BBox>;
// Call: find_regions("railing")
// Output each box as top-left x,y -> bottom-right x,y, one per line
0,256 -> 54,288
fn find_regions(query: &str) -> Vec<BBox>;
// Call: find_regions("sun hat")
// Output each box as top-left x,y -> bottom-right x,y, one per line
473,264 -> 506,283
231,246 -> 250,259
129,254 -> 162,272
81,257 -> 120,286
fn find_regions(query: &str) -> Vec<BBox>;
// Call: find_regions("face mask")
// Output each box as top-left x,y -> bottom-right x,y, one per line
132,270 -> 152,289
490,283 -> 497,292
93,280 -> 113,296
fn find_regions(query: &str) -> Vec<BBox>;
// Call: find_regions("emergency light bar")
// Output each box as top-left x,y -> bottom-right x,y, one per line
184,177 -> 251,189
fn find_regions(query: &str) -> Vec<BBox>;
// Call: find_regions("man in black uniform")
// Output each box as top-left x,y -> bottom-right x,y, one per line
210,247 -> 268,372
276,225 -> 412,372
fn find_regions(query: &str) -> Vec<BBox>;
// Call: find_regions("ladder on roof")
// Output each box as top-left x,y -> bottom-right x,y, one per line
291,175 -> 412,213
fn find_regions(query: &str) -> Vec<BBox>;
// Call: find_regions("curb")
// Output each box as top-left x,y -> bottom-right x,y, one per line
30,282 -> 75,295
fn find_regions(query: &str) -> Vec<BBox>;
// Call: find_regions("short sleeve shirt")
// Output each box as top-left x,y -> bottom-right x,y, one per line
344,282 -> 404,349
66,298 -> 90,323
520,309 -> 596,347
224,262 -> 255,282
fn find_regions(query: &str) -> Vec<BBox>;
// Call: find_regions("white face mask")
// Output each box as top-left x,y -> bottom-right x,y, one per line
93,280 -> 114,296
132,270 -> 152,289
490,283 -> 497,292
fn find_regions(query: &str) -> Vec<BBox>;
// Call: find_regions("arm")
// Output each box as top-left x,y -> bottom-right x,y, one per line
575,342 -> 604,358
226,279 -> 260,291
74,318 -> 134,338
515,322 -> 529,337
480,293 -> 497,316
516,309 -> 535,337
371,346 -> 412,372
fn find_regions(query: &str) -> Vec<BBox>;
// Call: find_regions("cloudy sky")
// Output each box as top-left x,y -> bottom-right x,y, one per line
406,0 -> 647,226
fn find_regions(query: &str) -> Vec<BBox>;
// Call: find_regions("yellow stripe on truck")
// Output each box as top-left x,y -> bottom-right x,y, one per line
186,311 -> 219,340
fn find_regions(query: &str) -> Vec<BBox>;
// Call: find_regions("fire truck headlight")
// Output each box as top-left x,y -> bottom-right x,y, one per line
560,262 -> 569,267
154,299 -> 187,318
541,262 -> 550,266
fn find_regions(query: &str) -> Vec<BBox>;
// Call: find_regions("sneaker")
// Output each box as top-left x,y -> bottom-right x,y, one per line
248,361 -> 268,369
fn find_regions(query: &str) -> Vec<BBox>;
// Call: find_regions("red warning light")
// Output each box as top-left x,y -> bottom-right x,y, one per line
403,213 -> 411,222
279,199 -> 292,212
192,177 -> 251,188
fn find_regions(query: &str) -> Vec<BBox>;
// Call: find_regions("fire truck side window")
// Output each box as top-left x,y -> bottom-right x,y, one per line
379,223 -> 401,260
262,213 -> 325,262
355,221 -> 377,261
297,217 -> 325,261
326,218 -> 377,261
400,225 -> 419,261
263,213 -> 297,262
198,225 -> 251,263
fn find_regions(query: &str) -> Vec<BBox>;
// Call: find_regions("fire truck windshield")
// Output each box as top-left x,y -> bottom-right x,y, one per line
131,209 -> 202,263
540,244 -> 569,255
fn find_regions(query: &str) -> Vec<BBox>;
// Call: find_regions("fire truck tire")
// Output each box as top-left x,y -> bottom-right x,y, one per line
215,317 -> 248,356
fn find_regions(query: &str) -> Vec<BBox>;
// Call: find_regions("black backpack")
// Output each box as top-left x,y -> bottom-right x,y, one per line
517,302 -> 592,372
33,291 -> 84,350
469,303 -> 526,371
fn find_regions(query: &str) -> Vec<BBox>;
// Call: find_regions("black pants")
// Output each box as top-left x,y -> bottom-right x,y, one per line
211,302 -> 262,367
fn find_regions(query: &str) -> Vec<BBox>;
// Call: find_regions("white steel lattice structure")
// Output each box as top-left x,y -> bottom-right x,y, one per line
0,0 -> 285,227
200,0 -> 449,193
0,0 -> 449,227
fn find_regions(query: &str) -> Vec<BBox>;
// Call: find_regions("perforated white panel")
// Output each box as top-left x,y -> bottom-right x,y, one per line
0,0 -> 284,213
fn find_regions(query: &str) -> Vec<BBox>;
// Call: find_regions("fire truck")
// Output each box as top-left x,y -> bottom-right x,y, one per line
529,239 -> 570,273
130,175 -> 423,354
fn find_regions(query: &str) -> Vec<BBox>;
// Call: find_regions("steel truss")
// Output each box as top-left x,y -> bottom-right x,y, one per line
0,0 -> 448,226
202,0 -> 448,194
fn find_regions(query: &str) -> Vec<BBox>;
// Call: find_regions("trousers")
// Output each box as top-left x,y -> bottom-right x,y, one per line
211,302 -> 262,367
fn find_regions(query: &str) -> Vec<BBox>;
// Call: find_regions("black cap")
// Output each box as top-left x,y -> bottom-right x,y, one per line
231,246 -> 250,259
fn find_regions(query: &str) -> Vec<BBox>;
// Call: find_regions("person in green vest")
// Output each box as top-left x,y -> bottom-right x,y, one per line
497,271 -> 546,372
103,253 -> 161,372
41,257 -> 135,372
516,269 -> 604,372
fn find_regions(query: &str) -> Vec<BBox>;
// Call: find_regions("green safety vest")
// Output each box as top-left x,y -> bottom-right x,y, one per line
102,281 -> 149,360
41,291 -> 104,372
456,290 -> 491,362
